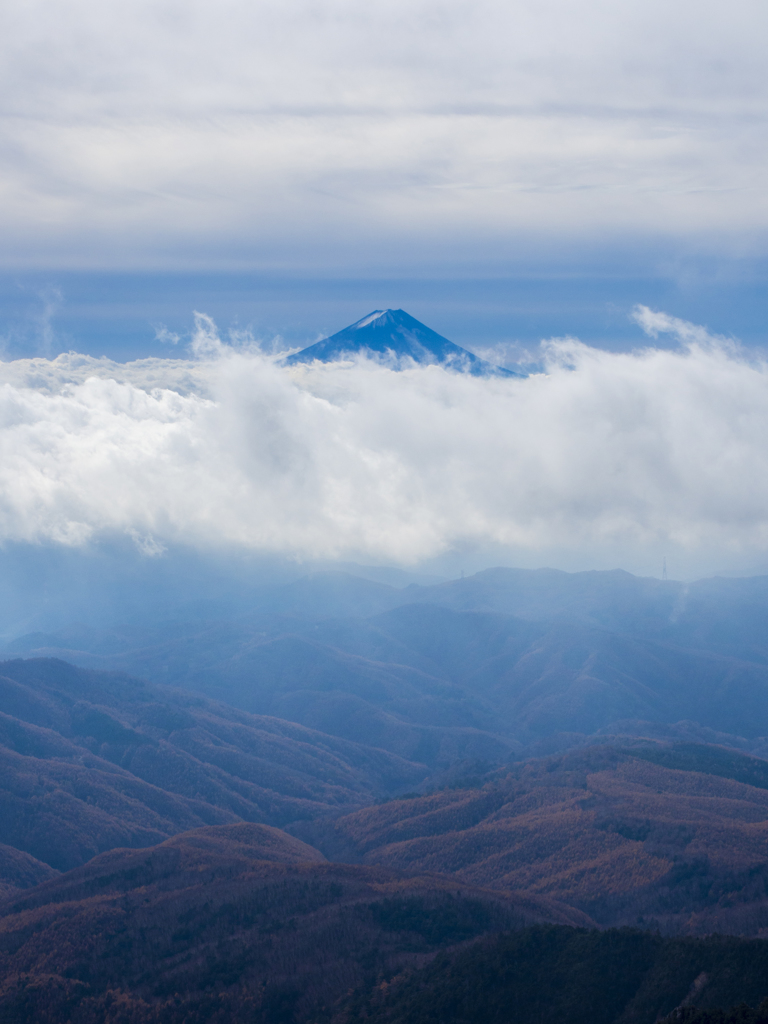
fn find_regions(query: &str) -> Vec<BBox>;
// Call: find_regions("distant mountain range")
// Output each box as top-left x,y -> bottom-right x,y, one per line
13,567 -> 768,762
284,308 -> 525,376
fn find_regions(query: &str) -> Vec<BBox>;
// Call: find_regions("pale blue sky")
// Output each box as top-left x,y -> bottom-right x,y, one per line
2,264 -> 767,365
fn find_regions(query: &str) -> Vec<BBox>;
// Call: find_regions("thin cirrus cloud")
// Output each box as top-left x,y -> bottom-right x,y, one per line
0,0 -> 766,271
1,309 -> 767,571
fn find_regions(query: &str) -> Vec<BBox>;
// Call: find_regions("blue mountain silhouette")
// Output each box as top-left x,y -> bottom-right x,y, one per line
284,309 -> 524,377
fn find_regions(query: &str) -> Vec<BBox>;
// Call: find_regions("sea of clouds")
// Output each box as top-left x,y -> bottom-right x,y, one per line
0,308 -> 766,566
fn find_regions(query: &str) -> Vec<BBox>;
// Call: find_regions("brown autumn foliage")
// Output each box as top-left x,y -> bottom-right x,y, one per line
314,745 -> 768,934
0,844 -> 58,900
0,822 -> 588,1024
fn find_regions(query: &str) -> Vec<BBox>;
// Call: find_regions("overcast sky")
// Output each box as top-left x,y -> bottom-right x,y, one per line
1,2 -> 768,585
2,0 -> 767,275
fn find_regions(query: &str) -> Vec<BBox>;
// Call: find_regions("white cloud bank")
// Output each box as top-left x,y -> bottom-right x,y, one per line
0,309 -> 767,566
1,0 -> 767,269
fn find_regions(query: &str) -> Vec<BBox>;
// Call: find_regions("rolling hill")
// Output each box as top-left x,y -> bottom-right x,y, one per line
307,743 -> 768,934
0,658 -> 426,876
4,824 -> 768,1024
7,656 -> 768,939
0,822 -> 585,1024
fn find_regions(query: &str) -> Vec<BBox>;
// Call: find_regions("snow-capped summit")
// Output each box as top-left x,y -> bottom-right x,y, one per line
283,309 -> 524,377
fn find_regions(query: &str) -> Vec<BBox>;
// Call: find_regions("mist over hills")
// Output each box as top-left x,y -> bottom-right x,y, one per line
11,566 -> 768,761
0,542 -> 444,642
0,658 -> 425,874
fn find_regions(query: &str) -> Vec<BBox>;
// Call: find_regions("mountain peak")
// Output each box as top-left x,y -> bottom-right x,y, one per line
349,309 -> 390,329
284,309 -> 524,377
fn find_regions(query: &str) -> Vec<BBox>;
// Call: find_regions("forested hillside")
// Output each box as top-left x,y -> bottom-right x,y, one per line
3,825 -> 768,1024
308,743 -> 768,933
345,927 -> 768,1024
0,823 -> 586,1023
0,658 -> 425,877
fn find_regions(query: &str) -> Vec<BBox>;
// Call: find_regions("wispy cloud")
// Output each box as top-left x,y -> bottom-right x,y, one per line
0,312 -> 767,566
630,305 -> 734,348
153,324 -> 180,346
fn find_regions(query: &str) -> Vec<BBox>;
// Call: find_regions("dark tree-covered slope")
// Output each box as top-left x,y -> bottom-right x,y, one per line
346,927 -> 768,1024
0,823 -> 586,1024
